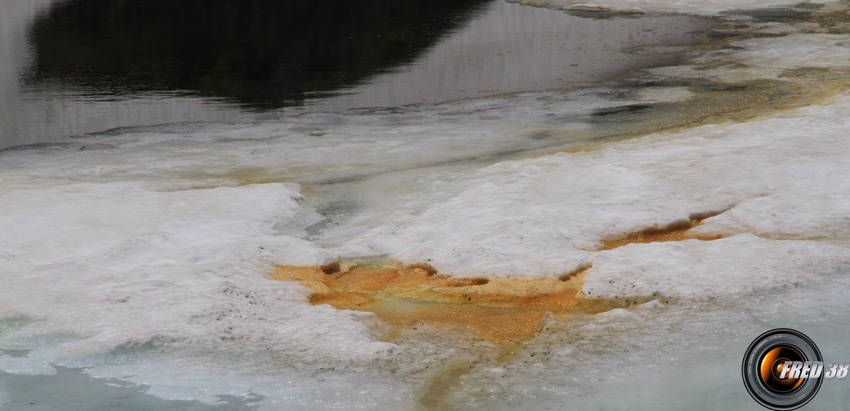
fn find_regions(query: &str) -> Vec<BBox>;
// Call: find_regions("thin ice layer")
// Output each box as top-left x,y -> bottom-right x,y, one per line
650,33 -> 850,84
509,0 -> 837,16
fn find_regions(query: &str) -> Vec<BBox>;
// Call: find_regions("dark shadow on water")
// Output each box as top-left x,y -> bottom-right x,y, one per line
24,0 -> 490,110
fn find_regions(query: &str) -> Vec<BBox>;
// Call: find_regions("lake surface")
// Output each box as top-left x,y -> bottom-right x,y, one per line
1,0 -> 713,149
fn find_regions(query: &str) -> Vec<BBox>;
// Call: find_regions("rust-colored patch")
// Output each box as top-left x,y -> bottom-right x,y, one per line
599,211 -> 727,251
559,262 -> 592,282
271,263 -> 606,343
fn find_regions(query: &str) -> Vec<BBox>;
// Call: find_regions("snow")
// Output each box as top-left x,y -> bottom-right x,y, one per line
0,182 -> 407,407
343,91 -> 850,294
2,0 -> 850,408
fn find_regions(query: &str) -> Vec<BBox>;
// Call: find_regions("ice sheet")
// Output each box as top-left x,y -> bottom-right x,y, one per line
3,81 -> 844,407
2,1 -> 850,408
0,182 -> 413,407
342,91 -> 850,294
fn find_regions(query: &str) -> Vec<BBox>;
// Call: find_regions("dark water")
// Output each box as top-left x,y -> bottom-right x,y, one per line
24,0 -> 489,109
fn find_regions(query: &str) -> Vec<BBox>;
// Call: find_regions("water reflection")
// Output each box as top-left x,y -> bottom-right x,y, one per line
307,1 -> 713,111
0,0 -> 712,149
24,0 -> 489,109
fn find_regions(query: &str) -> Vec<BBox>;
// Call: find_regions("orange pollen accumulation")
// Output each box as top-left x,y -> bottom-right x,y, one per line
598,213 -> 726,251
271,263 -> 604,343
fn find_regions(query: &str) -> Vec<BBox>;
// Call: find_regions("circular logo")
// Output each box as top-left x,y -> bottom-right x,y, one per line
742,329 -> 823,410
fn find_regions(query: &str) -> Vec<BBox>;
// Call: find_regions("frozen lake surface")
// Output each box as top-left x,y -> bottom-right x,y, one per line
2,0 -> 850,409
